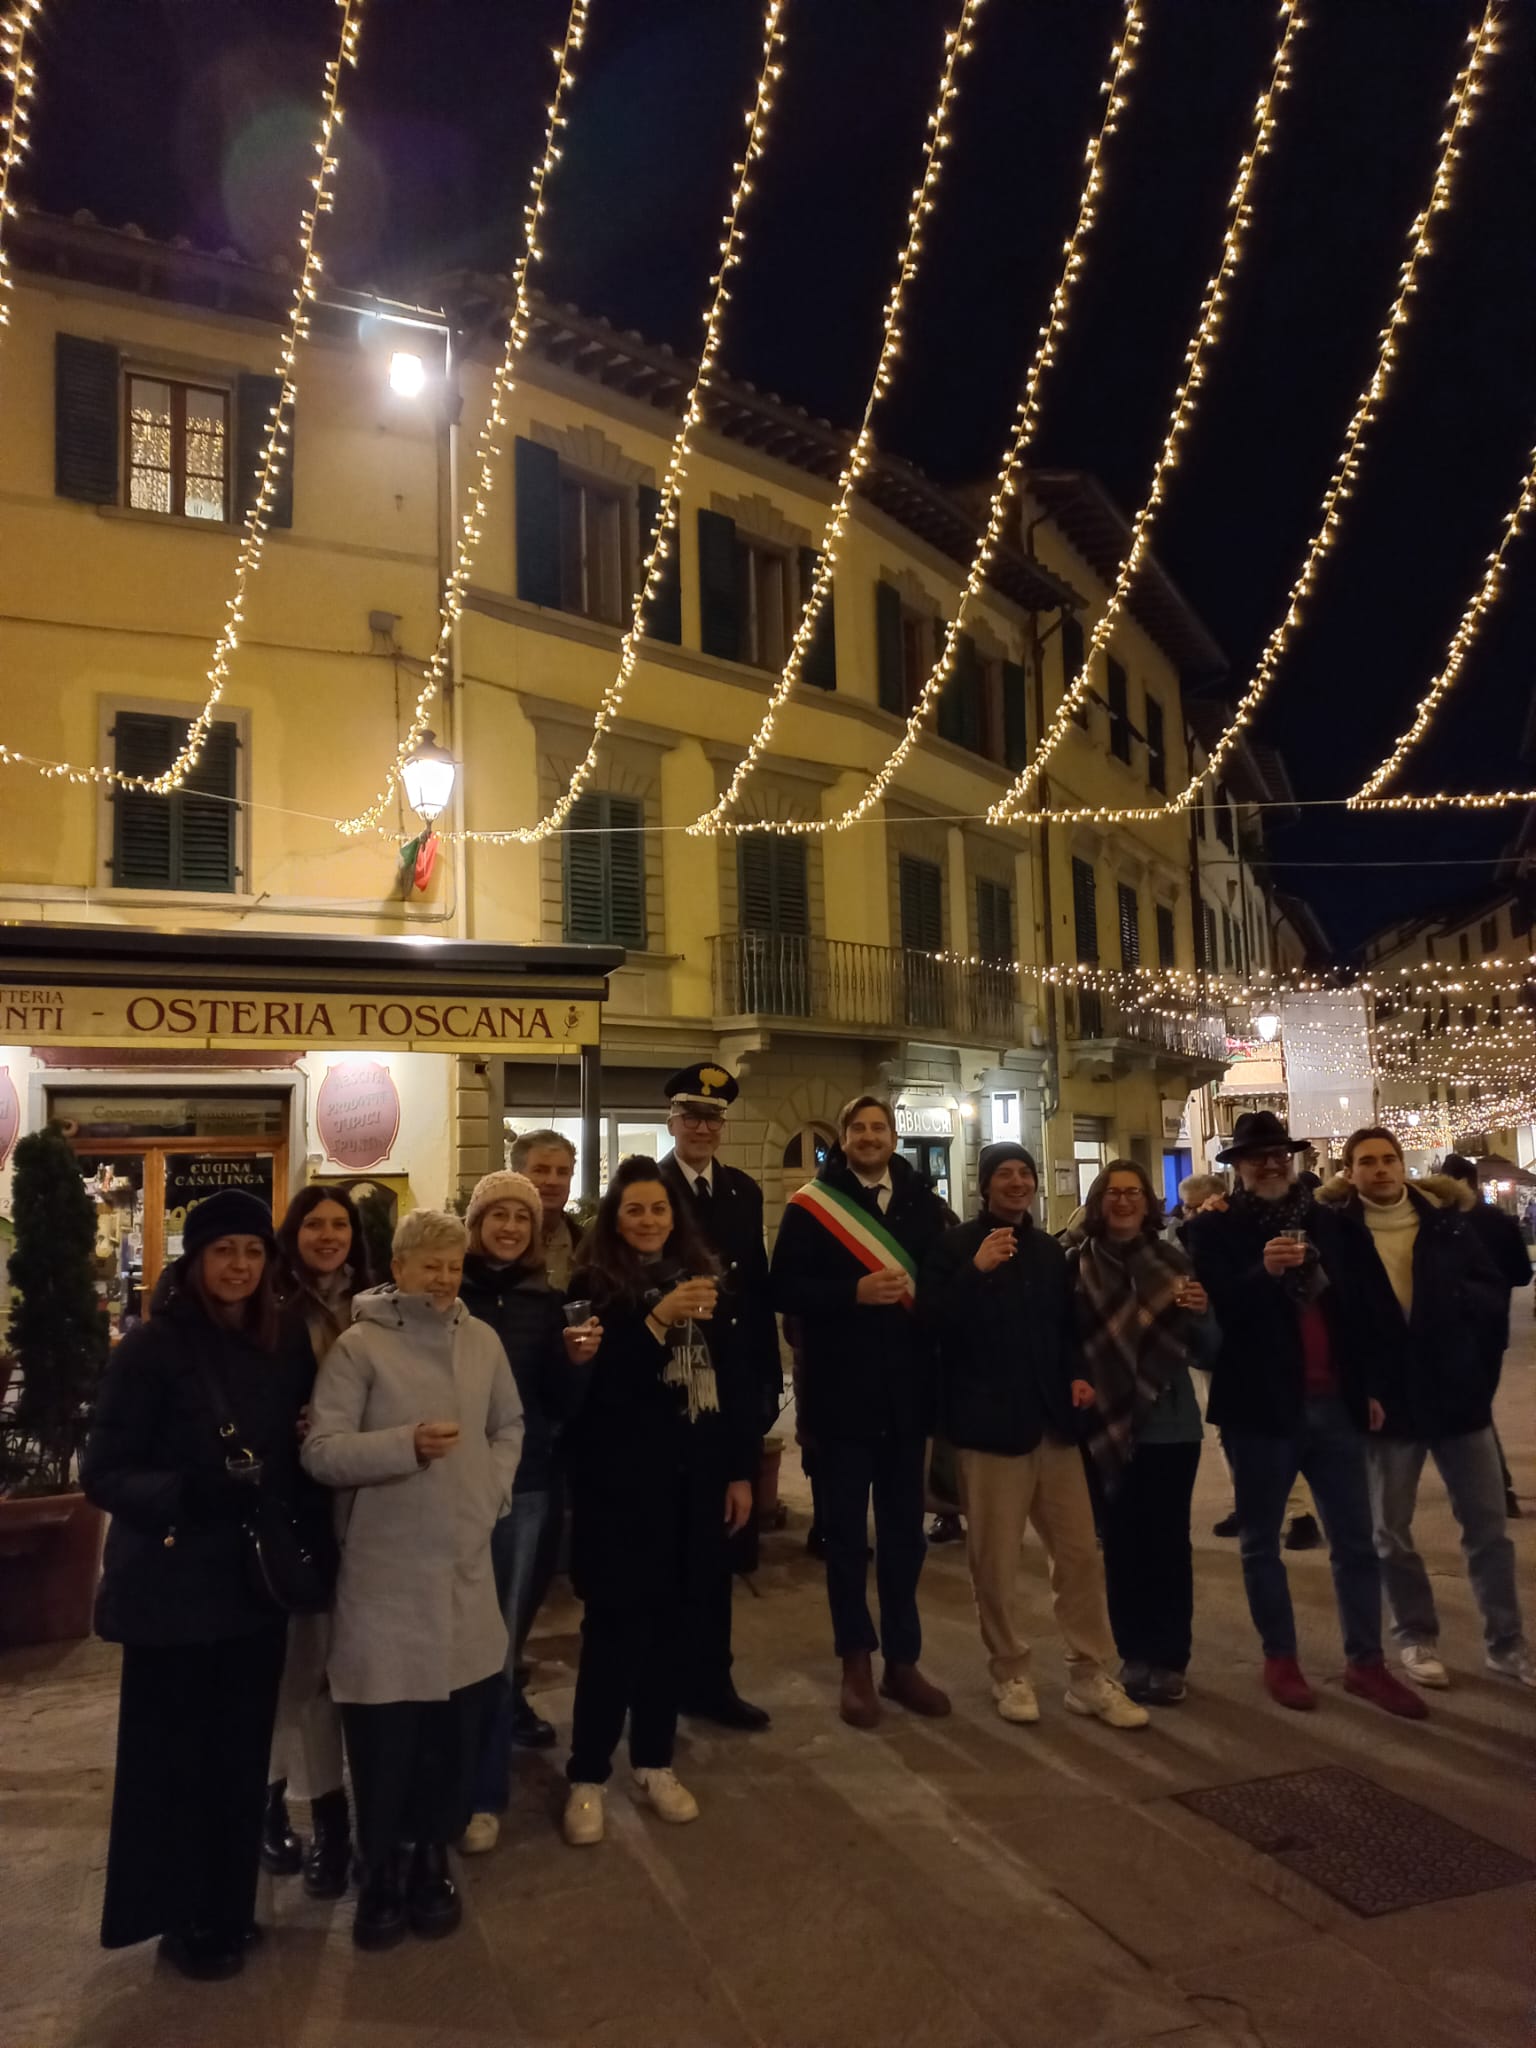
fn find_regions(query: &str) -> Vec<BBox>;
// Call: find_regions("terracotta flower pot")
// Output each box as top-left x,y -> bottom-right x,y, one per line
0,1491 -> 105,1648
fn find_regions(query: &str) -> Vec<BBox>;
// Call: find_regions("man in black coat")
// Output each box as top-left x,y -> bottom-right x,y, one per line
1318,1132 -> 1530,1692
770,1092 -> 953,1729
922,1143 -> 1148,1730
1185,1111 -> 1425,1720
658,1061 -> 775,1732
1442,1152 -> 1533,1517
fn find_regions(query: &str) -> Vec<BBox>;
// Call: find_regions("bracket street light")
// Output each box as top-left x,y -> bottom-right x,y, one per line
400,729 -> 456,822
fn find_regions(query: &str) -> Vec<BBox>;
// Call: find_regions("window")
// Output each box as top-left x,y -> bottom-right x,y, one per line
899,611 -> 932,715
977,877 -> 1013,964
739,538 -> 792,671
1060,614 -> 1088,727
126,375 -> 229,521
1146,696 -> 1166,792
1215,786 -> 1235,851
938,630 -> 986,753
1202,903 -> 1218,970
563,792 -> 645,946
1071,857 -> 1099,964
1458,931 -> 1470,963
782,1123 -> 837,1178
1480,915 -> 1499,954
1511,899 -> 1531,937
1117,883 -> 1140,969
899,855 -> 944,953
1221,911 -> 1235,970
1106,658 -> 1131,763
696,509 -> 807,671
558,474 -> 627,625
1196,793 -> 1208,840
109,711 -> 239,891
737,834 -> 810,1014
1156,902 -> 1177,969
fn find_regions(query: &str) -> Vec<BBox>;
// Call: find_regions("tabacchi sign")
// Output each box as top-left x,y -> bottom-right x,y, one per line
0,986 -> 600,1054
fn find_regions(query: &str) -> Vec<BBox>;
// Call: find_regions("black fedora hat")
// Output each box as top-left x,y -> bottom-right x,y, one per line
1216,1109 -> 1309,1165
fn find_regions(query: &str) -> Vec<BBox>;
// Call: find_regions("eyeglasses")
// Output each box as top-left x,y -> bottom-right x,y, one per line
678,1110 -> 725,1130
1104,1188 -> 1146,1204
1243,1148 -> 1295,1169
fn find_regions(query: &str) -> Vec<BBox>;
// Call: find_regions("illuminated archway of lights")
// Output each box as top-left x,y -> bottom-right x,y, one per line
0,0 -> 366,797
997,0 -> 1504,830
0,0 -> 41,343
420,0 -> 791,849
689,0 -> 1143,840
987,0 -> 1306,824
1351,432 -> 1536,810
333,0 -> 589,838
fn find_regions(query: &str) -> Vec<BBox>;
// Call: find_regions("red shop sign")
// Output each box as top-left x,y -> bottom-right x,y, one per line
0,1065 -> 18,1171
316,1058 -> 401,1171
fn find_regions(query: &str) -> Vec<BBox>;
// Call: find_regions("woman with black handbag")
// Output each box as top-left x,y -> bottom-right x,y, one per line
82,1187 -> 321,1981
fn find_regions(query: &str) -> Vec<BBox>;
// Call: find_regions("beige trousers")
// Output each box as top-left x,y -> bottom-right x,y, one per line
955,1440 -> 1116,1685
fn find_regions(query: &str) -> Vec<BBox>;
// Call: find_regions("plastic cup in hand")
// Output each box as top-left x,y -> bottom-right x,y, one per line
564,1299 -> 594,1326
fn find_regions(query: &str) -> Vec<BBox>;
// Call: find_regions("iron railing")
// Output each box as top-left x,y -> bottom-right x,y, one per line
1065,990 -> 1226,1062
710,933 -> 1020,1045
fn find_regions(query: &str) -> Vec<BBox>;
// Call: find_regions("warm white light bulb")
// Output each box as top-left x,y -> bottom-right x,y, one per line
389,350 -> 426,397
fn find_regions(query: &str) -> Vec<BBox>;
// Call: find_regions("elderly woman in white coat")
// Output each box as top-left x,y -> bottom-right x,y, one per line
303,1209 -> 522,1953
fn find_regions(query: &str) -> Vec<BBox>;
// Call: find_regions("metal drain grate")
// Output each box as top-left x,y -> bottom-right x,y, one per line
1175,1765 -> 1536,1917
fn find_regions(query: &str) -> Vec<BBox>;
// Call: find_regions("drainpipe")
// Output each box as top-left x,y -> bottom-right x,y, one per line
441,320 -> 469,943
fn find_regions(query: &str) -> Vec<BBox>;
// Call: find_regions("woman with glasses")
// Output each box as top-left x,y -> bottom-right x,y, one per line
1068,1160 -> 1216,1706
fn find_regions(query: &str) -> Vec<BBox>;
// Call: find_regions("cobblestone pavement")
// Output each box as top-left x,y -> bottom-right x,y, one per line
4,1322 -> 1534,2048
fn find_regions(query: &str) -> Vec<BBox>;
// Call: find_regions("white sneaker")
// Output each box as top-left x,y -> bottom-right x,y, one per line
632,1767 -> 699,1825
993,1677 -> 1040,1725
460,1811 -> 500,1854
1401,1644 -> 1450,1689
1064,1673 -> 1150,1730
562,1782 -> 606,1846
1485,1645 -> 1536,1689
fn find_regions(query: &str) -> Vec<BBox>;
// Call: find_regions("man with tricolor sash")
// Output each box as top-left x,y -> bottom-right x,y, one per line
771,1093 -> 954,1729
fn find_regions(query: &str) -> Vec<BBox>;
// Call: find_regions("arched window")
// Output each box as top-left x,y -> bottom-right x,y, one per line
782,1123 -> 836,1176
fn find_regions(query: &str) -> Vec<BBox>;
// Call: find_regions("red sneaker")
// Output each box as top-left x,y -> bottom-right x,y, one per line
1263,1655 -> 1316,1711
1344,1660 -> 1429,1719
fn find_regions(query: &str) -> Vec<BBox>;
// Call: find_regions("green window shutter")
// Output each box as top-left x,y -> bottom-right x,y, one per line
563,792 -> 645,947
111,713 -> 237,891
955,632 -> 983,754
515,437 -> 562,608
977,878 -> 1012,963
563,793 -> 608,942
799,545 -> 836,690
738,835 -> 775,933
1002,659 -> 1028,770
697,509 -> 741,660
1156,902 -> 1177,969
738,835 -> 808,934
1146,696 -> 1166,792
898,855 -> 943,952
875,579 -> 904,714
1071,857 -> 1098,964
1061,613 -> 1088,727
1117,883 -> 1140,969
177,721 -> 239,890
55,333 -> 120,503
237,372 -> 290,529
606,795 -> 646,947
1106,658 -> 1130,762
638,484 -> 682,644
111,714 -> 176,887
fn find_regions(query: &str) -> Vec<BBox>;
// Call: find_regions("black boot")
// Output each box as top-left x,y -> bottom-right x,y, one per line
302,1788 -> 353,1900
509,1688 -> 557,1750
259,1780 -> 303,1876
353,1853 -> 409,1952
157,1926 -> 245,1981
407,1841 -> 461,1939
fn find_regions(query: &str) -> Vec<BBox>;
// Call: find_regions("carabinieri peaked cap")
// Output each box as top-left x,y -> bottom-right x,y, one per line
664,1061 -> 740,1111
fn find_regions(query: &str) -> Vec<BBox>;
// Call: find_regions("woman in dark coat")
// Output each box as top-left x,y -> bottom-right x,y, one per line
81,1188 -> 316,1981
560,1157 -> 755,1848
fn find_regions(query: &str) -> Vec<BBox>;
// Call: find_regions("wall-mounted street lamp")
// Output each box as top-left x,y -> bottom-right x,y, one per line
400,729 -> 456,822
389,349 -> 426,397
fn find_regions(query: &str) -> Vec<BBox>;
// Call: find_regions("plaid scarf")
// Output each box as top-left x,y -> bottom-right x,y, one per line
1228,1183 -> 1329,1307
1076,1231 -> 1192,1489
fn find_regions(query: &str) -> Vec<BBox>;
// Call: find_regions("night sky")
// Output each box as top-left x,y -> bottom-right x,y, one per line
23,0 -> 1536,951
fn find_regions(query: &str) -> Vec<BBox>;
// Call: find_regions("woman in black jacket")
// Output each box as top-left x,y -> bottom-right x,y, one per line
457,1169 -> 599,1853
560,1157 -> 754,1848
81,1188 -> 316,1981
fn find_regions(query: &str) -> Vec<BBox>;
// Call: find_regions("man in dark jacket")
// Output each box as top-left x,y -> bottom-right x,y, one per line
771,1092 -> 952,1729
923,1143 -> 1148,1730
658,1060 -> 775,1732
1321,1131 -> 1531,1692
1442,1152 -> 1532,1517
1186,1111 -> 1425,1719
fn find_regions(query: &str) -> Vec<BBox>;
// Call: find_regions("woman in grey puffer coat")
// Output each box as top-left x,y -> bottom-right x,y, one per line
303,1208 -> 522,1952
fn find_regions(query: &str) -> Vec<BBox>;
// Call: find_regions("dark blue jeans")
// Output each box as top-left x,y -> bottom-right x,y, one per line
818,1432 -> 927,1665
1224,1398 -> 1383,1667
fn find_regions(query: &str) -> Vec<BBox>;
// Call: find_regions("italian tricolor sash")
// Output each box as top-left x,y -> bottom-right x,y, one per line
788,1180 -> 917,1306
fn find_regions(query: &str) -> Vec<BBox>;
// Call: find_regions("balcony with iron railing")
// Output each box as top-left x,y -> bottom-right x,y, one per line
710,933 -> 1021,1047
1064,989 -> 1227,1072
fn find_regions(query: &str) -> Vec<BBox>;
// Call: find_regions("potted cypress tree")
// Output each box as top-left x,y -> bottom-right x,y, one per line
0,1122 -> 111,1646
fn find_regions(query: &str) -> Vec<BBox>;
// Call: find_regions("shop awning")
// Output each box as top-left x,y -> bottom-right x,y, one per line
0,924 -> 625,1058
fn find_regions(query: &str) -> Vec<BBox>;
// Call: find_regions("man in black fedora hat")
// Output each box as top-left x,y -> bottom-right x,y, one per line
658,1061 -> 777,1732
1186,1111 -> 1426,1721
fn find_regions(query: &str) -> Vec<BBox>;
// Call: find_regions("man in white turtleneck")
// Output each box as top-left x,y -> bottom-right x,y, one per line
1337,1129 -> 1532,1694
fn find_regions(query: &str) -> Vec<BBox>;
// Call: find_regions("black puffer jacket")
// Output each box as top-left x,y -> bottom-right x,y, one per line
82,1288 -> 315,1645
458,1253 -> 568,1494
922,1211 -> 1081,1454
770,1150 -> 953,1445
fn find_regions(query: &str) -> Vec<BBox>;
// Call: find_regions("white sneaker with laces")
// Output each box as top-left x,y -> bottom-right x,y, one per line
1485,1645 -> 1536,1689
632,1767 -> 700,1824
1401,1644 -> 1450,1689
460,1811 -> 500,1854
562,1783 -> 606,1847
993,1677 -> 1041,1724
1064,1673 -> 1150,1729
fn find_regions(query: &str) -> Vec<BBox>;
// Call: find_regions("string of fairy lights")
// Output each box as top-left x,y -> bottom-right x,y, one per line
1000,0 -> 1505,830
332,0 -> 590,838
0,0 -> 39,341
0,0 -> 366,798
1350,429 -> 1536,809
988,0 -> 1306,825
411,0 -> 792,850
689,0 -> 1148,843
688,0 -> 991,837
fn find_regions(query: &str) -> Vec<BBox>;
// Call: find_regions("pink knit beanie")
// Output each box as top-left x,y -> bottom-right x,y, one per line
465,1169 -> 543,1237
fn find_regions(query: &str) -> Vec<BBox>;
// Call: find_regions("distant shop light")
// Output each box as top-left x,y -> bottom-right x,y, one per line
389,350 -> 426,397
400,729 -> 456,821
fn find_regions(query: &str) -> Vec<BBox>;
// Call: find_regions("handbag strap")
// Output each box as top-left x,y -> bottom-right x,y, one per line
190,1339 -> 259,1469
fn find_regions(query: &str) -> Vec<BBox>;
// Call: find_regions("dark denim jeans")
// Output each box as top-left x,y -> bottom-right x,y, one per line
818,1432 -> 927,1665
1224,1398 -> 1383,1666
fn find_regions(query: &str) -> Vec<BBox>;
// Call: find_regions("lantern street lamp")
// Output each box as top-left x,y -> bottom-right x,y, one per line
400,729 -> 456,822
1254,1011 -> 1280,1043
